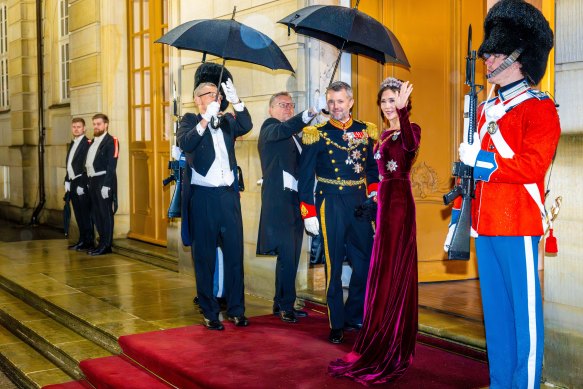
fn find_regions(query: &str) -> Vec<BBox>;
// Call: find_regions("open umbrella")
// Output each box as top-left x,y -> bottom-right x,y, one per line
63,191 -> 71,237
156,6 -> 294,83
279,1 -> 409,86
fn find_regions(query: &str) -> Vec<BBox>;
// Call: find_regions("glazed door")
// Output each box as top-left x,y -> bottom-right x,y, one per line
127,0 -> 171,245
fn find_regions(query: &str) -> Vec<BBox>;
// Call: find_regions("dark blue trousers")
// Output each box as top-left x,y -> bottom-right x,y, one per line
70,178 -> 94,244
317,192 -> 373,330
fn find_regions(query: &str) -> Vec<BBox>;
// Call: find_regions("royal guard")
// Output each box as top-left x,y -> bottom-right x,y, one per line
445,1 -> 561,387
298,81 -> 379,344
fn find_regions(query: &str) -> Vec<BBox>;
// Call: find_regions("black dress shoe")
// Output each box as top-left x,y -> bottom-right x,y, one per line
203,317 -> 224,330
344,322 -> 363,332
273,306 -> 308,318
89,246 -> 112,256
68,242 -> 83,250
329,328 -> 344,344
76,242 -> 94,251
193,296 -> 200,305
279,310 -> 298,323
227,315 -> 249,327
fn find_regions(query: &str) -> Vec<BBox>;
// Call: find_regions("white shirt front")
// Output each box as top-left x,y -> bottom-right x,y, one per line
191,123 -> 234,187
67,135 -> 84,180
86,132 -> 107,177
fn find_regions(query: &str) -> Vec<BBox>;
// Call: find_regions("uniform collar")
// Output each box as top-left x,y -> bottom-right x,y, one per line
498,78 -> 530,102
329,116 -> 353,130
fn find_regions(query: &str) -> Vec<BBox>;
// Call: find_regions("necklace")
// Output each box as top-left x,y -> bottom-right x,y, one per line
374,129 -> 400,160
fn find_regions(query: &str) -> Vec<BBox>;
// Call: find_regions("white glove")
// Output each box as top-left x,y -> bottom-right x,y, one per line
459,134 -> 481,166
304,217 -> 320,236
171,145 -> 182,160
444,224 -> 456,253
221,78 -> 239,104
201,101 -> 221,122
76,186 -> 85,196
101,186 -> 110,199
64,181 -> 71,192
312,89 -> 328,113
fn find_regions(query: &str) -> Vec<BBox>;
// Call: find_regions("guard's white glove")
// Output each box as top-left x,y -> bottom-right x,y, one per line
171,145 -> 182,160
444,224 -> 456,253
458,134 -> 481,167
201,101 -> 221,122
304,216 -> 320,236
101,186 -> 110,199
64,181 -> 71,192
221,78 -> 239,104
76,186 -> 85,196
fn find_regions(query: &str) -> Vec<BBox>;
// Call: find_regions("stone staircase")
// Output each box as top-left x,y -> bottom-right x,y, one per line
0,240 -> 186,388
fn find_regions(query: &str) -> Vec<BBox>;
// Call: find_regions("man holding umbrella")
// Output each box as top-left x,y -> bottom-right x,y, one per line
177,72 -> 252,331
64,117 -> 94,250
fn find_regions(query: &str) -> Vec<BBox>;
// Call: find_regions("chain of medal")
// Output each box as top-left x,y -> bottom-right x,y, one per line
374,130 -> 400,160
321,130 -> 369,174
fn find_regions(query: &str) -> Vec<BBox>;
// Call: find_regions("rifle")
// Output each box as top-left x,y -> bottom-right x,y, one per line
443,26 -> 483,260
163,82 -> 185,218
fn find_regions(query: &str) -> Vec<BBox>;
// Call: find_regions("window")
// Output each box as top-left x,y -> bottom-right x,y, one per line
0,166 -> 9,201
59,0 -> 70,101
0,3 -> 8,109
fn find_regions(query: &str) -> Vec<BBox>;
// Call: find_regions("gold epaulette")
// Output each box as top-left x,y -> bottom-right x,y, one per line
302,125 -> 320,145
364,121 -> 379,141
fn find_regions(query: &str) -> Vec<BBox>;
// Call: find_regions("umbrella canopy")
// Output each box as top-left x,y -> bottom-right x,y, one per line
279,5 -> 409,68
156,19 -> 294,72
63,192 -> 71,237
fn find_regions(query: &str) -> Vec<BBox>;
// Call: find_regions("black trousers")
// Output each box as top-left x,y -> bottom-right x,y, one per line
190,185 -> 245,321
70,178 -> 94,244
317,192 -> 373,330
273,199 -> 304,312
88,176 -> 115,248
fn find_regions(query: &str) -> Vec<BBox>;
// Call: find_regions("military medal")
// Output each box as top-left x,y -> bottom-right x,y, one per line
353,163 -> 363,173
487,121 -> 498,134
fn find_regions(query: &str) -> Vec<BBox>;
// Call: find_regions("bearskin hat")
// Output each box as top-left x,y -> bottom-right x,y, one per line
478,0 -> 554,85
194,62 -> 233,111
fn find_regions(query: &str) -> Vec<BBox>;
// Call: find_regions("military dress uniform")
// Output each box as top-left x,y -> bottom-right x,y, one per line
451,79 -> 560,388
86,132 -> 119,254
298,117 -> 379,331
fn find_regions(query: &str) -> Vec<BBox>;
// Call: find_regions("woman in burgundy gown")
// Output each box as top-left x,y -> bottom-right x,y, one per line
329,77 -> 420,385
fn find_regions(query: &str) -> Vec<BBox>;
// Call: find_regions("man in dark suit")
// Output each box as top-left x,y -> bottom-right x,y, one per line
257,92 -> 319,323
65,117 -> 94,250
177,77 -> 252,331
85,113 -> 119,256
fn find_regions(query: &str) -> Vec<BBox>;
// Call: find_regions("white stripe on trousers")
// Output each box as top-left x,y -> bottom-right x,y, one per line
524,236 -> 537,389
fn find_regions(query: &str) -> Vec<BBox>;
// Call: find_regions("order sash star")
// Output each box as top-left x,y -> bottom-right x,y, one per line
386,159 -> 398,172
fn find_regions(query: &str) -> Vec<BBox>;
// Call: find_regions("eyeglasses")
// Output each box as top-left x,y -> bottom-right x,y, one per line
276,102 -> 295,109
198,91 -> 220,99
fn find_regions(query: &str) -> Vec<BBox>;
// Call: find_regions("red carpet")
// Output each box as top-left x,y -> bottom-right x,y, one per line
115,312 -> 489,389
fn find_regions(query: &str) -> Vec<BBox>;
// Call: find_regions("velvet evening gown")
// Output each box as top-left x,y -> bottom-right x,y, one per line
328,107 -> 421,385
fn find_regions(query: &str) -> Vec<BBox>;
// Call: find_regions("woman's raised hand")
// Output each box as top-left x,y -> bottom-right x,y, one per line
395,81 -> 413,110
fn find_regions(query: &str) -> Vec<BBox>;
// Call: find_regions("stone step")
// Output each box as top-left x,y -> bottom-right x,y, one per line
0,288 -> 112,381
0,325 -> 72,389
112,239 -> 178,272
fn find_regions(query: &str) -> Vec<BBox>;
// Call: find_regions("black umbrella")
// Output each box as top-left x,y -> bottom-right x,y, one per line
156,7 -> 294,75
63,191 -> 71,238
279,2 -> 410,85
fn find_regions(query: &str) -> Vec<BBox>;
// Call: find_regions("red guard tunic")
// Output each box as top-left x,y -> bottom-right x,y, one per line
454,80 -> 561,236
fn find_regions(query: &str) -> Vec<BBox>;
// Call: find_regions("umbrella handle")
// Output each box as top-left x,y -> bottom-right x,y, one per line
328,41 -> 346,88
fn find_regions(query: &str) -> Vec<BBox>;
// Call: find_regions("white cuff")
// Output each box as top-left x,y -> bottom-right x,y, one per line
233,101 -> 245,112
302,110 -> 314,123
196,123 -> 206,136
